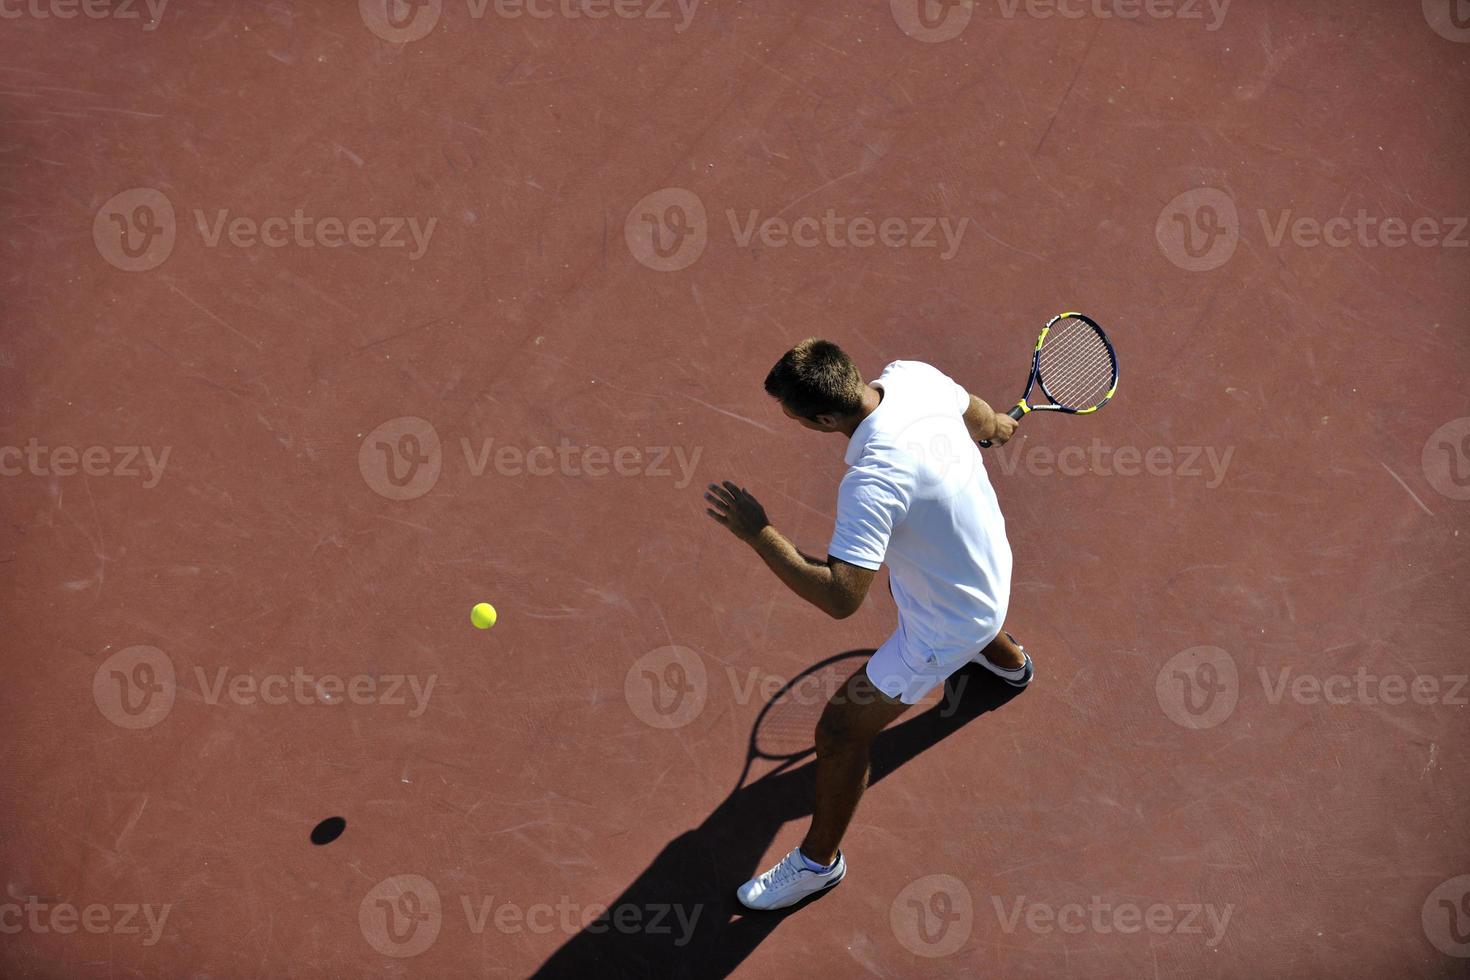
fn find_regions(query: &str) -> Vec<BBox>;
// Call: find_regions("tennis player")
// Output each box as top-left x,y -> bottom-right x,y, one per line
704,339 -> 1031,911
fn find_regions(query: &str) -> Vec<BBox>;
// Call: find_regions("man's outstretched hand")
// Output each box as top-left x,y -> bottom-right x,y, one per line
705,481 -> 770,543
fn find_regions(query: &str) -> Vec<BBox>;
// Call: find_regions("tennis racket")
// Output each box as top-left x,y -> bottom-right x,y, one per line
979,312 -> 1119,447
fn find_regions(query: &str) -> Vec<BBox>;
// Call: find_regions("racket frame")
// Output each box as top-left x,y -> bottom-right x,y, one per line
1019,311 -> 1119,416
980,311 -> 1118,447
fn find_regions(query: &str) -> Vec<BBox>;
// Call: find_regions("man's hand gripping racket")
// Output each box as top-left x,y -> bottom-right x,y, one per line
979,312 -> 1120,447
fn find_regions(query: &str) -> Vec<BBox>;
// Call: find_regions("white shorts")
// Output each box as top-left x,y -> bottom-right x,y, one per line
865,623 -> 998,705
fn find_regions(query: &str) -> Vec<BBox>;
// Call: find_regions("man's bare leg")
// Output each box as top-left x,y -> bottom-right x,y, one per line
800,667 -> 911,866
977,627 -> 1025,670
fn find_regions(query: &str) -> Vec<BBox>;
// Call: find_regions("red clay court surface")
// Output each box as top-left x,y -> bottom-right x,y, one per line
2,2 -> 1468,977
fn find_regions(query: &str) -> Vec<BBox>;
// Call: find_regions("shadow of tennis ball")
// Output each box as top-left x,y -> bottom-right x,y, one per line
311,816 -> 346,846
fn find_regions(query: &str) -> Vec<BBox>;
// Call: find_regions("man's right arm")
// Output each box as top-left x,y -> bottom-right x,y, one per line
962,393 -> 1018,445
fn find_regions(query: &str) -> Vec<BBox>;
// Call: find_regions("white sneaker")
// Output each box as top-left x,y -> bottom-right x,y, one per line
973,631 -> 1034,687
736,847 -> 846,911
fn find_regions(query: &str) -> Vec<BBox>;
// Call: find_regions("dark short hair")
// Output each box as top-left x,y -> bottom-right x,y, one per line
763,339 -> 864,418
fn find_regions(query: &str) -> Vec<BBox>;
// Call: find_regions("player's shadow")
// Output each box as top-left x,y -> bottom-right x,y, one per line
531,650 -> 1025,979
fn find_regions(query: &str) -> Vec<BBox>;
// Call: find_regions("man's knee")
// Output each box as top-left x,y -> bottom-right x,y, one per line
815,705 -> 861,751
814,666 -> 905,752
815,692 -> 884,750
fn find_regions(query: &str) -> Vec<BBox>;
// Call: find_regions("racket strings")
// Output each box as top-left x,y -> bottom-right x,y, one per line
1045,348 -> 1113,404
1037,318 -> 1114,409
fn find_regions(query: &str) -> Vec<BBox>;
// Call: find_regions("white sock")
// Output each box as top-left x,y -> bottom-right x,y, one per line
984,654 -> 1027,677
798,848 -> 838,873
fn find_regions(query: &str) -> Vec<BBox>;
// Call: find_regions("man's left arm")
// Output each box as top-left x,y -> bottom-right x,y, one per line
705,481 -> 874,619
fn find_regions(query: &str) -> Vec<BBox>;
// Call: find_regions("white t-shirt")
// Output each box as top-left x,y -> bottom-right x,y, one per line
828,360 -> 1012,663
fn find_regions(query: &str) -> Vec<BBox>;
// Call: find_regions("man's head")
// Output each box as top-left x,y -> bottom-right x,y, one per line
764,339 -> 866,432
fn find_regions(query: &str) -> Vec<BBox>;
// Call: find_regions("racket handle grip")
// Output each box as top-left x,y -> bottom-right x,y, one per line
979,405 -> 1026,449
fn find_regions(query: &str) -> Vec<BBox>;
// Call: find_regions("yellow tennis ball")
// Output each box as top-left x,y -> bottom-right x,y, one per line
470,602 -> 497,630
